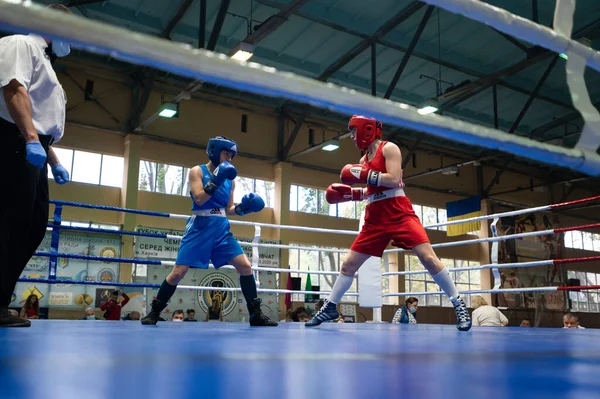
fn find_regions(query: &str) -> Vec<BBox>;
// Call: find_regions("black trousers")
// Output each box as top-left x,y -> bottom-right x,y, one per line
0,118 -> 51,308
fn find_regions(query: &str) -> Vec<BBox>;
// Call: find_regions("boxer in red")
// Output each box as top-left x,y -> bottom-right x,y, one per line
305,115 -> 472,331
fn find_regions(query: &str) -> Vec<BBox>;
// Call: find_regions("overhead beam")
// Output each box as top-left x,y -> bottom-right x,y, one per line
198,0 -> 206,48
384,5 -> 435,99
280,112 -> 308,160
438,18 -> 600,111
207,0 -> 232,51
508,56 -> 559,133
129,2 -> 193,131
317,2 -> 424,81
161,0 -> 194,39
491,29 -> 530,54
371,42 -> 377,96
254,0 -> 572,109
532,0 -> 539,23
243,0 -> 311,45
65,0 -> 105,6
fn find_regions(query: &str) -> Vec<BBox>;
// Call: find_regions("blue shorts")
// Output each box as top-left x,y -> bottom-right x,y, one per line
175,215 -> 244,268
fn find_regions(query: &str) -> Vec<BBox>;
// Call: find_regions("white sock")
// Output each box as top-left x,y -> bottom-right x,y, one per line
328,274 -> 354,304
431,267 -> 459,300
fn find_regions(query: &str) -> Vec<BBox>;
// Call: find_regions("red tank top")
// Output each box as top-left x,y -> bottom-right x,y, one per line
361,141 -> 404,196
360,141 -> 414,223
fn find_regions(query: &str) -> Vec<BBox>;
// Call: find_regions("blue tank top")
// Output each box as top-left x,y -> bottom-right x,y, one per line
191,164 -> 232,211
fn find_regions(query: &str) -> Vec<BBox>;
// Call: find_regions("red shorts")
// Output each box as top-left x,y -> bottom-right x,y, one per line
350,197 -> 430,257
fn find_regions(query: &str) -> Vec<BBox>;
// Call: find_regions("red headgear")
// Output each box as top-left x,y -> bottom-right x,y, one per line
348,115 -> 382,150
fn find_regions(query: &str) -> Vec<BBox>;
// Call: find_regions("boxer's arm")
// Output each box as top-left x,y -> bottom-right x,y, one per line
379,142 -> 403,188
225,180 -> 238,215
189,166 -> 212,207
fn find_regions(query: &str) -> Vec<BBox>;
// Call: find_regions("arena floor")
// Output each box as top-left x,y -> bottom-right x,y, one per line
0,320 -> 598,399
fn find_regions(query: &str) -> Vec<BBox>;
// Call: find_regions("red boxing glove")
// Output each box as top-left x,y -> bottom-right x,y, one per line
340,164 -> 381,186
325,184 -> 364,204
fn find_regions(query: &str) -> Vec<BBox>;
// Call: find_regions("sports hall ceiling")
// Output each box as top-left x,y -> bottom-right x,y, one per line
27,0 -> 600,194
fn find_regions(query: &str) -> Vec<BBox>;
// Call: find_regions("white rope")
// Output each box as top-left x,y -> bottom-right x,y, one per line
176,284 -> 359,296
0,1 -> 598,174
383,228 -> 556,253
384,286 -> 559,297
381,259 -> 554,276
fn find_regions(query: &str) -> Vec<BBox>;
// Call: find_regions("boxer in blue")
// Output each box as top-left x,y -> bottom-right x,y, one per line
141,136 -> 277,326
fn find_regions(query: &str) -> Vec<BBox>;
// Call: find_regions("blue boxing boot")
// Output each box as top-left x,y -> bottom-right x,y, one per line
451,296 -> 472,331
305,300 -> 339,327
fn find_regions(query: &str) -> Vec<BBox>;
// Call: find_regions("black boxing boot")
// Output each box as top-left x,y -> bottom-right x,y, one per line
248,298 -> 278,326
0,307 -> 31,328
141,299 -> 167,326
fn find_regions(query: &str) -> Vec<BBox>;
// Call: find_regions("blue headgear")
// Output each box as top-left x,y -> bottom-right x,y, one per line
206,136 -> 238,166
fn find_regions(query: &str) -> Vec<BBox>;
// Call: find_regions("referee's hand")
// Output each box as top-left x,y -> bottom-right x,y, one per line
25,141 -> 47,168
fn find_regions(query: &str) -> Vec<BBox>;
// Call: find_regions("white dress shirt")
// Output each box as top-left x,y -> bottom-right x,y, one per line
472,305 -> 509,327
0,34 -> 66,142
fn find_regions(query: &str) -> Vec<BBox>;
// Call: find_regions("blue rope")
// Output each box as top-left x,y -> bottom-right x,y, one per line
48,224 -> 176,240
33,251 -> 165,265
49,205 -> 63,280
49,200 -> 173,218
17,277 -> 161,289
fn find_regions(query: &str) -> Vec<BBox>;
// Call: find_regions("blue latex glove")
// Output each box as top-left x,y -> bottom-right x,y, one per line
204,161 -> 237,195
51,164 -> 70,185
25,141 -> 47,168
235,193 -> 265,216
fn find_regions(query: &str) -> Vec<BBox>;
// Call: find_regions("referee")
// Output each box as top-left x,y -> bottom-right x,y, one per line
0,4 -> 72,327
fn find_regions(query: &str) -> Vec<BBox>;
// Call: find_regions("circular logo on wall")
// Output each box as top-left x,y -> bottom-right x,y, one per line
98,268 -> 116,282
99,246 -> 118,263
197,272 -> 238,317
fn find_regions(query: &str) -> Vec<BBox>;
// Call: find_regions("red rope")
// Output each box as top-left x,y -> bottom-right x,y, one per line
550,195 -> 600,209
553,255 -> 600,264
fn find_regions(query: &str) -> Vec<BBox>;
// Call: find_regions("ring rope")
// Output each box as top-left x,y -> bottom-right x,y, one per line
382,256 -> 600,277
0,2 -> 599,174
48,196 -> 600,239
16,277 -> 357,296
384,285 -> 600,297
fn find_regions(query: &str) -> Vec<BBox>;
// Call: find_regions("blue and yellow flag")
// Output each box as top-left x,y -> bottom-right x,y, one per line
446,196 -> 481,236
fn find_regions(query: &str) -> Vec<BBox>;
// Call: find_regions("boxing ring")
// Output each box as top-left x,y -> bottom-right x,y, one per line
1,0 -> 600,398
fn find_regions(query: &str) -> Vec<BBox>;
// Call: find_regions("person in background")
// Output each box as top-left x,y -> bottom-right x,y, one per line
184,309 -> 198,322
20,294 -> 39,320
81,307 -> 100,320
563,313 -> 584,329
392,297 -> 419,324
471,295 -> 508,327
100,290 -> 130,321
206,292 -> 223,322
172,310 -> 185,322
520,318 -> 531,327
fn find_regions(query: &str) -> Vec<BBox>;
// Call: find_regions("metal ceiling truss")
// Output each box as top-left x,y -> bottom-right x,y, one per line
317,2 -> 425,81
384,5 -> 435,99
254,0 -> 572,109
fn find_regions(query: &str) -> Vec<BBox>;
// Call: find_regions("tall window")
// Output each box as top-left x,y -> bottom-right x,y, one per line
48,148 -> 124,187
288,244 -> 357,303
564,231 -> 600,251
289,185 -> 367,219
404,255 -> 481,307
567,271 -> 599,312
138,161 -> 275,207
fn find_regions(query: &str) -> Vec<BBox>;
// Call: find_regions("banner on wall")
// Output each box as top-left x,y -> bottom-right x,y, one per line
136,226 -> 280,321
11,230 -> 121,310
491,203 -> 565,311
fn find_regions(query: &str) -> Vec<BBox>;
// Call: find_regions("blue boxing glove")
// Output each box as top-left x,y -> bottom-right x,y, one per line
235,193 -> 265,216
25,141 -> 47,168
51,164 -> 70,185
204,161 -> 237,195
